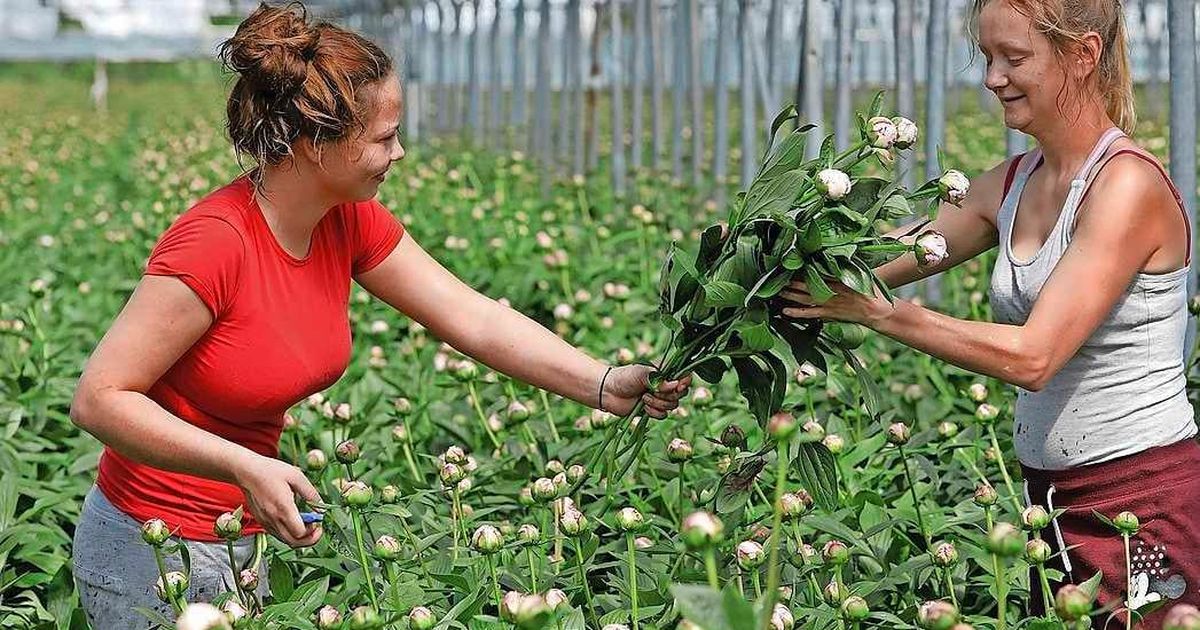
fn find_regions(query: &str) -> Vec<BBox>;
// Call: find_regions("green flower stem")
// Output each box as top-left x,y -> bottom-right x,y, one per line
1036,562 -> 1053,616
467,382 -> 503,450
385,562 -> 403,617
751,571 -> 762,598
1124,533 -> 1133,630
451,490 -> 461,560
677,462 -> 687,526
994,554 -> 1008,630
627,534 -> 640,630
897,445 -> 932,552
644,454 -> 678,525
487,555 -> 503,614
759,441 -> 790,630
574,539 -> 599,628
401,438 -> 420,480
225,540 -> 248,609
527,547 -> 539,592
704,547 -> 720,589
944,568 -> 959,609
151,546 -> 183,615
349,508 -> 381,611
736,569 -> 745,598
986,424 -> 1024,515
538,389 -> 562,443
553,501 -> 564,564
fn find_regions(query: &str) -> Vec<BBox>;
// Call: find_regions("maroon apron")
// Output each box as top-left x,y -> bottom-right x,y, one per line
1023,439 -> 1200,629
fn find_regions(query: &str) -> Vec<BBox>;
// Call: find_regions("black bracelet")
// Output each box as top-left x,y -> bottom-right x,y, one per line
598,365 -> 614,411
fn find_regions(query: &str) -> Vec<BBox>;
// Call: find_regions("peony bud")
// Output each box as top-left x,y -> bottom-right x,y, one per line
141,518 -> 171,547
680,511 -> 724,549
1165,605 -> 1200,630
938,170 -> 970,206
770,603 -> 795,630
518,523 -> 540,545
616,507 -> 645,533
822,540 -> 850,565
778,492 -> 808,520
967,382 -> 988,402
532,477 -> 558,502
841,595 -> 870,621
559,508 -> 590,537
936,421 -> 959,440
176,602 -> 230,630
222,599 -> 248,626
440,463 -> 466,487
341,480 -> 373,507
347,605 -> 381,630
823,580 -> 849,605
444,445 -> 468,465
408,606 -> 437,630
316,605 -> 343,629
692,386 -> 713,408
975,403 -> 1000,424
511,594 -> 552,628
380,484 -> 400,504
886,422 -> 911,445
306,449 -> 328,471
666,438 -> 694,463
893,116 -> 919,149
507,400 -> 531,423
375,534 -> 402,561
452,360 -> 479,382
867,116 -> 899,149
334,402 -> 352,422
764,411 -> 797,441
917,600 -> 959,630
545,588 -> 569,611
237,568 -> 259,592
933,541 -> 959,567
393,397 -> 413,415
335,440 -> 360,464
214,511 -> 243,541
914,230 -> 949,267
1021,506 -> 1051,531
1113,511 -> 1140,535
155,571 -> 189,603
815,169 -> 853,200
566,464 -> 585,484
986,522 -> 1025,558
736,540 -> 765,569
471,524 -> 504,554
973,484 -> 998,507
1054,584 -> 1092,621
1025,538 -> 1052,564
721,425 -> 747,451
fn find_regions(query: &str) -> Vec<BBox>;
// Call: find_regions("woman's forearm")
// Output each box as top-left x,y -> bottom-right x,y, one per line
870,300 -> 1044,390
71,388 -> 260,484
457,301 -> 608,408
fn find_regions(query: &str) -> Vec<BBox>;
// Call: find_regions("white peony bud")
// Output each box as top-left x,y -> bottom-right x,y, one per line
815,168 -> 852,200
867,116 -> 899,149
892,116 -> 919,149
913,230 -> 949,267
938,169 -> 970,206
176,602 -> 231,630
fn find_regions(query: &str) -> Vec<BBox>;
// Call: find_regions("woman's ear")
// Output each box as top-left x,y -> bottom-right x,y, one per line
1072,31 -> 1104,80
294,135 -> 323,167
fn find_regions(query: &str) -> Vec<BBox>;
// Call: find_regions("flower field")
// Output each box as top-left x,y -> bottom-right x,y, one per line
3,63 -> 1199,630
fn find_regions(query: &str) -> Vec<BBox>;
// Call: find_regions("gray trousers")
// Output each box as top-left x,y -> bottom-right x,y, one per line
72,486 -> 268,629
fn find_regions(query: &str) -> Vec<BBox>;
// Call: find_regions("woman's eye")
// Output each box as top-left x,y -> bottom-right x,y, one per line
1008,57 -> 1026,66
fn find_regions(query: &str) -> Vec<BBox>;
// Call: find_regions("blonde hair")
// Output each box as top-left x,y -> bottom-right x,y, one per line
967,0 -> 1136,134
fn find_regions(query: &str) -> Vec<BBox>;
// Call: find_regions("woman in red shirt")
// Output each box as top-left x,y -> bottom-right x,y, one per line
68,4 -> 689,626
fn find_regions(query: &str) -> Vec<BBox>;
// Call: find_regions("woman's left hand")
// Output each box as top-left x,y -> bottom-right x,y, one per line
778,279 -> 895,326
601,365 -> 693,418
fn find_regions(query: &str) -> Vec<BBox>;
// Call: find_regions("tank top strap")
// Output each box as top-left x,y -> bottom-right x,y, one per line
1057,128 -> 1127,241
997,149 -> 1045,235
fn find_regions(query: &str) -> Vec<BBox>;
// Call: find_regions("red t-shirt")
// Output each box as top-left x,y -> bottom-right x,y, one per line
96,175 -> 405,541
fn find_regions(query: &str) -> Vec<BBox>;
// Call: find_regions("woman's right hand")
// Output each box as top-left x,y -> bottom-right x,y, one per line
233,453 -> 324,547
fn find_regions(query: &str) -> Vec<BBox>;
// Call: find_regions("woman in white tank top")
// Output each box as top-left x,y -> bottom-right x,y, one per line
778,0 -> 1199,625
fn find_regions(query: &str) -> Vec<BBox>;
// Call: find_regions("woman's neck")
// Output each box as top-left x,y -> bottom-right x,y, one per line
1029,103 -> 1118,179
253,163 -> 335,258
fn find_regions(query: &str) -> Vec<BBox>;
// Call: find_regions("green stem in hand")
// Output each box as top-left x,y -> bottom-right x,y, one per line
349,508 -> 381,611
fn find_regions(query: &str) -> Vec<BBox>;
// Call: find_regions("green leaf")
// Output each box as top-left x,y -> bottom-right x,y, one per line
731,357 -> 773,425
1079,570 -> 1103,600
732,321 -> 775,353
838,264 -> 874,297
840,177 -> 888,215
794,442 -> 840,511
703,281 -> 749,308
802,266 -> 835,304
742,170 -> 807,221
769,319 -> 822,369
670,584 -> 734,630
694,356 -> 730,384
721,582 -> 757,630
760,131 -> 807,179
697,225 -> 727,273
268,558 -> 294,601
